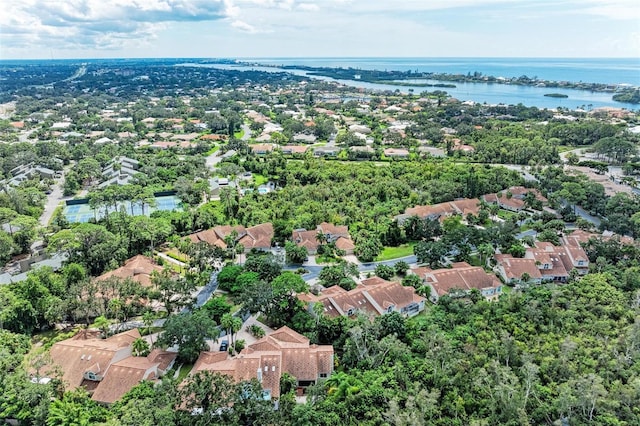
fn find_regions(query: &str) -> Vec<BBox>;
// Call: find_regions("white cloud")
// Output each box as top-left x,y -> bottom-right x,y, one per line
1,0 -> 638,57
0,0 -> 228,50
297,3 -> 320,11
231,19 -> 259,33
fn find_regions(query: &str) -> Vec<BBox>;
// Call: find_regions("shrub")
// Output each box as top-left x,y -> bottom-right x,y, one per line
247,324 -> 265,338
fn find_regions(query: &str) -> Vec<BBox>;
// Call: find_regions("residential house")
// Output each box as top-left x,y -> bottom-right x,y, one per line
417,146 -> 446,158
396,198 -> 481,224
494,254 -> 543,285
94,137 -> 114,145
293,134 -> 317,144
384,148 -> 410,159
410,262 -> 503,302
523,241 -> 589,281
251,144 -> 275,155
187,223 -> 274,252
96,255 -> 164,288
566,229 -> 635,247
99,156 -> 143,188
45,329 -> 176,404
348,124 -> 372,134
298,277 -> 426,318
291,222 -> 355,255
281,145 -> 309,156
483,186 -> 547,212
192,326 -> 334,399
313,146 -> 341,157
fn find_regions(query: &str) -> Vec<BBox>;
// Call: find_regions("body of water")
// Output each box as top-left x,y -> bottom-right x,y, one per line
181,60 -> 640,110
242,57 -> 640,86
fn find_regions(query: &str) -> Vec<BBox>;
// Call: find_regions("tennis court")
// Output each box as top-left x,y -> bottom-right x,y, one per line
64,195 -> 183,223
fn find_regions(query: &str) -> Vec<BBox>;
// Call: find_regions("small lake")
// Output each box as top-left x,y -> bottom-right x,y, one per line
178,63 -> 638,110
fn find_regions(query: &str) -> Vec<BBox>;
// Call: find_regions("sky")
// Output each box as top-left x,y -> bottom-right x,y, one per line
1,0 -> 639,59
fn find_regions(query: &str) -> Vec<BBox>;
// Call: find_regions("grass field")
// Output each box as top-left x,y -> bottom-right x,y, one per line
376,243 -> 416,261
253,174 -> 268,185
497,209 -> 518,221
174,363 -> 193,383
234,129 -> 245,139
205,145 -> 220,155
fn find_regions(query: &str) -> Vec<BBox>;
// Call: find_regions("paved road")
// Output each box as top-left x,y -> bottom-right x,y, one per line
240,124 -> 252,141
18,129 -> 36,143
570,203 -> 602,227
39,167 -> 70,226
112,270 -> 220,332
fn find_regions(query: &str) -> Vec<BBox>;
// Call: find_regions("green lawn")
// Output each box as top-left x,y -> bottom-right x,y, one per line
316,254 -> 341,264
174,363 -> 193,383
234,129 -> 245,139
375,243 -> 416,261
253,174 -> 268,185
204,145 -> 220,156
558,145 -> 591,153
497,209 -> 518,221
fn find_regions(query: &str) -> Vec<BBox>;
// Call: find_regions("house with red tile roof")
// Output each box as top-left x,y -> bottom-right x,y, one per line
410,262 -> 503,302
483,186 -> 547,212
522,241 -> 589,281
45,329 -> 177,404
396,198 -> 481,224
281,145 -> 309,155
494,254 -> 543,285
298,277 -> 426,318
292,222 -> 355,255
383,148 -> 410,158
199,133 -> 228,141
96,255 -> 164,288
192,326 -> 333,399
251,144 -> 275,155
563,229 -> 635,247
187,223 -> 274,252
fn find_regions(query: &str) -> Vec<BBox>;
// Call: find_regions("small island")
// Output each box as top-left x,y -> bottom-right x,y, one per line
613,88 -> 640,104
544,93 -> 569,98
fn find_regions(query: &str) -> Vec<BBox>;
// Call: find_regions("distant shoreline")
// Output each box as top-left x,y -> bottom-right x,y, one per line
235,61 -> 640,105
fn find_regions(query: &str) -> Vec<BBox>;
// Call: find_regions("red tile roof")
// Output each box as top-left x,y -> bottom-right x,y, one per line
300,278 -> 425,318
96,255 -> 163,288
412,262 -> 501,298
192,326 -> 333,398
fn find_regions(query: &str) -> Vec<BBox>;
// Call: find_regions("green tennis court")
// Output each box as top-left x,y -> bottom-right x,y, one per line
64,195 -> 183,223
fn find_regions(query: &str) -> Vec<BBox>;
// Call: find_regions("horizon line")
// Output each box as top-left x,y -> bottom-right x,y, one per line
1,56 -> 639,62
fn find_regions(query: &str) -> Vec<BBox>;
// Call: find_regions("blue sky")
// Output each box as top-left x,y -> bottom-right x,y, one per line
1,0 -> 639,59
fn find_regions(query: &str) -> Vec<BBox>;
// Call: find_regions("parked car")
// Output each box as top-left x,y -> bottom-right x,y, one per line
219,340 -> 228,352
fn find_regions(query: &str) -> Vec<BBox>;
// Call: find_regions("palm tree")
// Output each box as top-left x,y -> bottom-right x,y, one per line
108,298 -> 123,332
220,187 -> 238,220
132,337 -> 150,357
478,243 -> 495,267
142,311 -> 155,345
315,230 -> 327,246
231,316 -> 242,352
221,313 -> 234,351
93,315 -> 110,338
